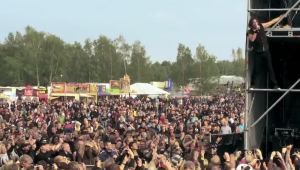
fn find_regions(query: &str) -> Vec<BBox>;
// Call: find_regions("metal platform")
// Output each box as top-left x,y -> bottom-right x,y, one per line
248,88 -> 300,92
248,8 -> 300,11
265,28 -> 300,37
265,28 -> 300,31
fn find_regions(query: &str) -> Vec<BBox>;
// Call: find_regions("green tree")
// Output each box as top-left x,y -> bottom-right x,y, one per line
193,44 -> 220,94
232,47 -> 245,77
151,62 -> 169,81
0,25 -> 244,90
128,41 -> 152,83
23,26 -> 45,86
83,38 -> 94,82
175,43 -> 194,86
216,48 -> 245,77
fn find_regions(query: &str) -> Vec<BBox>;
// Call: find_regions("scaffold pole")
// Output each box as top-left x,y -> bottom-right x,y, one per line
244,0 -> 251,150
248,93 -> 256,114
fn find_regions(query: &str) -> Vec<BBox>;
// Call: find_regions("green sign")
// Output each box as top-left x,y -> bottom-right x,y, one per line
106,89 -> 119,94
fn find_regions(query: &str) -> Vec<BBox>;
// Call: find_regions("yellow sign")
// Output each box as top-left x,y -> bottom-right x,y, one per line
38,87 -> 48,94
89,84 -> 99,94
102,86 -> 106,92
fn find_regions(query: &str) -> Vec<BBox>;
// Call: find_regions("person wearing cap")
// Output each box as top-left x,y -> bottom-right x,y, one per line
63,119 -> 74,133
34,138 -> 55,164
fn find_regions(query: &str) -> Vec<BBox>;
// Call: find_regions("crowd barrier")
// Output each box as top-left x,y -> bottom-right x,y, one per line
210,133 -> 244,164
86,165 -> 93,170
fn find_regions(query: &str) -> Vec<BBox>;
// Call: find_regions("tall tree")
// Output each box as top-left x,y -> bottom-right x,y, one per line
193,44 -> 220,94
128,41 -> 152,83
22,26 -> 45,86
175,44 -> 194,86
232,47 -> 245,77
114,35 -> 131,75
83,38 -> 94,82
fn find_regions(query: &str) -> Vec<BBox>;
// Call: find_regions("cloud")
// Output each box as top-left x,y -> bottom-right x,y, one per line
148,10 -> 178,24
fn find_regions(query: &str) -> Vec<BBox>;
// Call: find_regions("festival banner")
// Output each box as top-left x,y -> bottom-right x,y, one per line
168,78 -> 172,91
110,80 -> 120,89
97,85 -> 108,95
65,83 -> 76,93
24,89 -> 33,96
106,89 -> 120,94
24,85 -> 34,96
89,84 -> 99,94
51,83 -> 65,93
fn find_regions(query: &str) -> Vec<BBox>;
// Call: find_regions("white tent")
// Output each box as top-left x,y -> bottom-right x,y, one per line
219,76 -> 244,85
130,83 -> 170,96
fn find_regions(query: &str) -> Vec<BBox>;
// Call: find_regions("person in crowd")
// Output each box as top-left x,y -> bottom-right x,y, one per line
220,119 -> 232,134
0,85 -> 258,170
58,143 -> 73,161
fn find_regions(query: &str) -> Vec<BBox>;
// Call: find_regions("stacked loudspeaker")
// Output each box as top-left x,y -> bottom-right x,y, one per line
272,128 -> 294,152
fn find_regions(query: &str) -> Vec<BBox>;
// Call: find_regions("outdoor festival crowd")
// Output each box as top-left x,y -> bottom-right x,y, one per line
1,86 -> 296,170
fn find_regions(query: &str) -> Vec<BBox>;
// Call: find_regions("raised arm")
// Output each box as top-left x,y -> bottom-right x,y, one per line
262,15 -> 284,28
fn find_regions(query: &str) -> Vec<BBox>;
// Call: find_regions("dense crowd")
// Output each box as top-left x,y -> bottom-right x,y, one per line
0,86 -> 254,170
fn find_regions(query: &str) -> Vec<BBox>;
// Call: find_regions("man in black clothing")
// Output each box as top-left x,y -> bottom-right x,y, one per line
247,16 -> 285,90
17,143 -> 36,159
58,143 -> 73,161
34,138 -> 55,164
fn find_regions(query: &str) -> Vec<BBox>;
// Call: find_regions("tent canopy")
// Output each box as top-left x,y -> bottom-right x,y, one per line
219,76 -> 244,85
130,83 -> 170,95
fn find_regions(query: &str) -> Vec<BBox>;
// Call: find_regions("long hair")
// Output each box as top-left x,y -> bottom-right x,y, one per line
248,17 -> 260,28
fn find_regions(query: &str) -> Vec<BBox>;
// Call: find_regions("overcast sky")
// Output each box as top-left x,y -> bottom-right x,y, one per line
0,0 -> 247,62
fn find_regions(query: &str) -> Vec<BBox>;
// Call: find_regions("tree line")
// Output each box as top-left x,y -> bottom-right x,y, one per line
0,26 -> 245,93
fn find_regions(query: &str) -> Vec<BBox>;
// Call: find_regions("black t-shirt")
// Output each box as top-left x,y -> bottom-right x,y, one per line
34,150 -> 55,164
90,110 -> 98,119
247,23 -> 269,52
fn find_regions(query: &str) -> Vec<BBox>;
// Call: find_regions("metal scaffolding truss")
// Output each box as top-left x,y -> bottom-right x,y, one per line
244,0 -> 300,150
247,0 -> 300,37
246,79 -> 300,131
265,28 -> 300,37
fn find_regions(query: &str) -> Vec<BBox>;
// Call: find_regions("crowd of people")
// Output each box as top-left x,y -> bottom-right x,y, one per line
0,85 -> 275,170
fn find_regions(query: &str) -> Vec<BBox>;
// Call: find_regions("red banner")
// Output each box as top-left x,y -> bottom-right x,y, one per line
24,85 -> 34,96
24,89 -> 33,96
